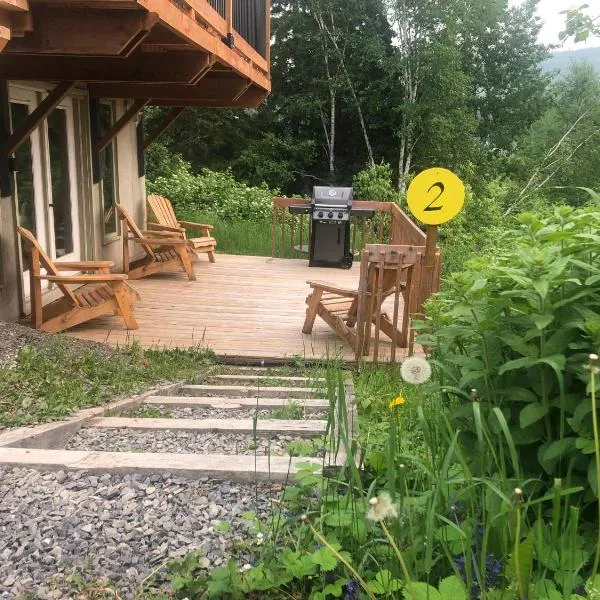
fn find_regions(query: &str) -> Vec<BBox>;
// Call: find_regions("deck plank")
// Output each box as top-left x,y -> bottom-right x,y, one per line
67,254 -> 411,361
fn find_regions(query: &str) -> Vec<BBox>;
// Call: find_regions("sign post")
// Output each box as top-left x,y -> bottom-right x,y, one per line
406,167 -> 465,265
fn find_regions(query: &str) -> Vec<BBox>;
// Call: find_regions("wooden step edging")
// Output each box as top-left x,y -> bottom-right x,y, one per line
178,384 -> 317,399
209,375 -> 326,384
88,417 -> 326,437
143,396 -> 331,412
0,448 -> 339,483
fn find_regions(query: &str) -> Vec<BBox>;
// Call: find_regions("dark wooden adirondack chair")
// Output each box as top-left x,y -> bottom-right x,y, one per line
147,194 -> 217,263
18,227 -> 139,333
302,244 -> 424,360
117,205 -> 196,281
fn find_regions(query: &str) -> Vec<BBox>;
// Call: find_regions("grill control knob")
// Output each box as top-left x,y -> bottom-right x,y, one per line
318,211 -> 324,218
328,212 -> 334,219
338,212 -> 344,219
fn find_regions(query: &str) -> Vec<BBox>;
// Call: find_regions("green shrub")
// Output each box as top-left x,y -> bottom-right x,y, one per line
419,204 -> 600,490
147,162 -> 278,222
353,162 -> 402,202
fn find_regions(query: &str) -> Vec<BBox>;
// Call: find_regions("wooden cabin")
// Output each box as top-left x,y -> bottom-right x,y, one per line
0,0 -> 270,323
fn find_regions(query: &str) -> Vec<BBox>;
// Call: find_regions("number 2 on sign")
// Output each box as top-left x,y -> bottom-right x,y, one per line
425,182 -> 444,212
406,168 -> 465,225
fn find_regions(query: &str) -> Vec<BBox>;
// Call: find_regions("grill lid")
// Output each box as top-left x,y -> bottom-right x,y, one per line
312,186 -> 353,207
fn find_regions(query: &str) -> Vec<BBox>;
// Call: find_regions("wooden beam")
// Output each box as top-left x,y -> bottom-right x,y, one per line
0,79 -> 13,198
95,99 -> 149,154
189,53 -> 216,84
5,7 -> 158,56
149,86 -> 268,107
0,53 -> 213,83
89,77 -> 251,100
3,81 -> 76,156
143,107 -> 184,150
232,80 -> 252,102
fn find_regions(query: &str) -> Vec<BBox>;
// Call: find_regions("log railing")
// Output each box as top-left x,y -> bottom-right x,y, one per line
271,196 -> 442,317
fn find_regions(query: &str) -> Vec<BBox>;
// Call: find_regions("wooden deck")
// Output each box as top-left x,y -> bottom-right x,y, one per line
67,254 -> 412,362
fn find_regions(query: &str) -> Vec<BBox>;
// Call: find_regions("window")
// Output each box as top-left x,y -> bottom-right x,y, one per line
97,102 -> 118,238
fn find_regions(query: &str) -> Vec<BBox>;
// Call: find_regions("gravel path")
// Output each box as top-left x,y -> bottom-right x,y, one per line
66,428 -> 322,456
124,405 -> 329,420
0,468 -> 279,598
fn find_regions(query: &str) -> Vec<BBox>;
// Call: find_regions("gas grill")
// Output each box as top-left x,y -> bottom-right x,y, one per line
289,186 -> 374,269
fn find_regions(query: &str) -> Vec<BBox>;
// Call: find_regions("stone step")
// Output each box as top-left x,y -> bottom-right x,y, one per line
0,448 -> 335,483
88,417 -> 326,438
144,396 -> 330,412
178,385 -> 317,399
208,374 -> 325,386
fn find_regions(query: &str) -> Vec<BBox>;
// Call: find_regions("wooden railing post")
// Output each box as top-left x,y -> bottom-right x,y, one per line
225,0 -> 233,46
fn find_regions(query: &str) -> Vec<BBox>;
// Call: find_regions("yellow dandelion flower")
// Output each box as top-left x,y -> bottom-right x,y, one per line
389,396 -> 406,409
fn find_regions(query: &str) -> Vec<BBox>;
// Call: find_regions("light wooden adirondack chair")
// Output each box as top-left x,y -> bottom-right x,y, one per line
302,244 -> 424,360
18,227 -> 139,333
147,194 -> 216,263
117,205 -> 197,281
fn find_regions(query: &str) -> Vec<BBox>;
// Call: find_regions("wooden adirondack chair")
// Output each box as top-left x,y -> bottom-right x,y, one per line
18,227 -> 139,333
302,244 -> 424,360
147,194 -> 217,263
117,205 -> 196,281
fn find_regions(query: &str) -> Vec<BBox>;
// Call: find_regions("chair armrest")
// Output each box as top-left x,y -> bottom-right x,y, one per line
141,229 -> 184,238
147,223 -> 186,234
129,237 -> 190,246
306,280 -> 364,297
54,261 -> 114,271
37,274 -> 129,283
179,221 -> 214,231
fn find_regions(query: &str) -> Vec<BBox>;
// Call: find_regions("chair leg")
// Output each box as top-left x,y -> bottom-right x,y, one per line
207,250 -> 216,263
113,283 -> 138,330
302,288 -> 323,334
177,247 -> 196,281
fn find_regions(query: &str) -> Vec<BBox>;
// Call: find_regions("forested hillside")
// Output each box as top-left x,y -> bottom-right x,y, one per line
543,46 -> 600,73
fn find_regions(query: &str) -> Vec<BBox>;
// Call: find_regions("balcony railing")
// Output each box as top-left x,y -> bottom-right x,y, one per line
208,0 -> 269,59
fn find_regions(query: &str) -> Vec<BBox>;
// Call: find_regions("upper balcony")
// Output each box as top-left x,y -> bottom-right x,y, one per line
0,0 -> 271,108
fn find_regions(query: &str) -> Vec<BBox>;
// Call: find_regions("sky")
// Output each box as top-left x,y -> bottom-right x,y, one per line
520,0 -> 600,49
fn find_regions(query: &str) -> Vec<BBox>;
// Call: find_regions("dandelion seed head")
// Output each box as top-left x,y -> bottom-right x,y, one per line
590,354 -> 599,362
300,514 -> 308,522
400,356 -> 432,384
366,491 -> 398,522
514,487 -> 523,496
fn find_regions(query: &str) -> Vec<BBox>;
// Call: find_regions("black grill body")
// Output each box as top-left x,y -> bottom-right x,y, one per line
309,187 -> 354,269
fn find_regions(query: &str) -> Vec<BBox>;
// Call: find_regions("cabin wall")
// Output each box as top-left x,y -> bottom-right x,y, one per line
0,86 -> 146,323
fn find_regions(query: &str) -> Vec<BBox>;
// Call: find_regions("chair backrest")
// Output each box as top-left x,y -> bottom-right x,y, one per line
116,205 -> 155,259
147,194 -> 179,229
17,227 -> 79,306
356,243 -> 425,360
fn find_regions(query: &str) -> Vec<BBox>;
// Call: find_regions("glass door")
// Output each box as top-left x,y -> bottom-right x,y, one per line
45,97 -> 80,263
10,86 -> 82,303
10,87 -> 46,293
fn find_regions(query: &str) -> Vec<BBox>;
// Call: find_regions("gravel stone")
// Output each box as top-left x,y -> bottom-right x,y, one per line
126,405 -> 329,420
0,467 -> 279,598
66,428 -> 321,456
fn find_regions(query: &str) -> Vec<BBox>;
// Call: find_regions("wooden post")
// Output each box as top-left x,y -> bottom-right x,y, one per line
225,0 -> 233,46
425,225 -> 437,266
265,0 -> 271,70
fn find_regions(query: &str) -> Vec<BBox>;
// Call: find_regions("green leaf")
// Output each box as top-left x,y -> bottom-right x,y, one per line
404,582 -> 442,600
513,529 -> 535,597
542,438 -> 576,463
368,569 -> 402,594
575,437 -> 596,454
312,546 -> 338,572
439,576 -> 468,599
321,578 -> 346,598
519,403 -> 549,428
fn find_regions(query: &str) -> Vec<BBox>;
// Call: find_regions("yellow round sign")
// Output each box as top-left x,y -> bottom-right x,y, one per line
406,168 -> 465,225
